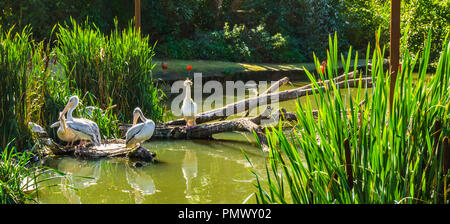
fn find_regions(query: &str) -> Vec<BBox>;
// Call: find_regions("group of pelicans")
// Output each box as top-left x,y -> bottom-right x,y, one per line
50,79 -> 198,149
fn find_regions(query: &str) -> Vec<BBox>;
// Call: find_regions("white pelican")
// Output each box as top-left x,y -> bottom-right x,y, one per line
60,96 -> 101,147
125,107 -> 155,148
50,112 -> 80,147
181,79 -> 197,127
28,122 -> 47,135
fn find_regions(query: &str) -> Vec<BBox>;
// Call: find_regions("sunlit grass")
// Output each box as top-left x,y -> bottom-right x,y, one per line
55,18 -> 165,122
249,30 -> 450,204
0,140 -> 64,204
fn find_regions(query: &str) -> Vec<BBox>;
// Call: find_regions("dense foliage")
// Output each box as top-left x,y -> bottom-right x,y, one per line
1,0 -> 448,63
0,141 -> 56,204
0,26 -> 45,149
0,21 -> 163,149
402,0 -> 450,67
249,32 -> 450,204
55,18 -> 164,122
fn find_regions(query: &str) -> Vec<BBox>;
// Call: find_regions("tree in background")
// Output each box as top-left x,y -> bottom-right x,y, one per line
0,0 -> 448,64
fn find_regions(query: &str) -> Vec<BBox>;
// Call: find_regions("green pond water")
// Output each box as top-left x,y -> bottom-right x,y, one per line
37,133 -> 266,204
37,79 -> 372,204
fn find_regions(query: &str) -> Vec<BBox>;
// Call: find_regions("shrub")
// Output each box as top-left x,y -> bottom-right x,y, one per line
338,0 -> 391,54
158,22 -> 306,63
402,0 -> 450,67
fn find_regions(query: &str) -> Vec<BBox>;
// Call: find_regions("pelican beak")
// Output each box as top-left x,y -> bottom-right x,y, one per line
61,101 -> 74,116
132,113 -> 139,126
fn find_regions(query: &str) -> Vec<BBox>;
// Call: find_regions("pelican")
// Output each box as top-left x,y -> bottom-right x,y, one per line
181,79 -> 197,127
125,107 -> 155,149
50,112 -> 80,147
60,96 -> 101,147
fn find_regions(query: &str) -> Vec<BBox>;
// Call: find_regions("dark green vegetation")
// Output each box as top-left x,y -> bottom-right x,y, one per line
0,21 -> 164,150
0,26 -> 44,150
55,18 -> 164,123
0,140 -> 61,204
0,20 -> 162,204
1,0 -> 448,64
249,32 -> 450,203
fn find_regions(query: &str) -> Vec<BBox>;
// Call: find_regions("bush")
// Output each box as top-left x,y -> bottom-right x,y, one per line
402,0 -> 450,67
1,0 -> 448,64
158,22 -> 306,63
338,0 -> 391,54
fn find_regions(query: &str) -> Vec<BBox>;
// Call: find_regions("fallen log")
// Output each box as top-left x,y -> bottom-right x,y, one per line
165,71 -> 363,126
35,137 -> 156,162
121,107 -> 275,151
118,74 -> 374,152
36,73 -> 372,157
245,76 -> 290,116
195,74 -> 371,123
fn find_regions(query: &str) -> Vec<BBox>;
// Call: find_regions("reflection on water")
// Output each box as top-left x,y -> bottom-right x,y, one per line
38,132 -> 267,204
57,158 -> 102,189
125,166 -> 156,204
182,150 -> 198,200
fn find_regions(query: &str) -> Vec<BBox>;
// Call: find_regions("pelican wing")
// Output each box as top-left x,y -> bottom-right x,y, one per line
126,123 -> 145,144
192,101 -> 197,115
29,122 -> 47,134
135,121 -> 155,141
181,99 -> 197,117
66,120 -> 100,145
73,118 -> 101,144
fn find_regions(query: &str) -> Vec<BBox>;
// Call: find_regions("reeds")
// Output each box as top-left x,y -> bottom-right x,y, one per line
55,18 -> 165,122
0,140 -> 49,204
250,30 -> 450,204
0,25 -> 47,149
1,18 -> 165,146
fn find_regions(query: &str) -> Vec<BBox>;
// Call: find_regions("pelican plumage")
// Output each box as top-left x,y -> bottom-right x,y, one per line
60,96 -> 101,147
181,79 -> 197,127
50,112 -> 80,147
125,107 -> 155,148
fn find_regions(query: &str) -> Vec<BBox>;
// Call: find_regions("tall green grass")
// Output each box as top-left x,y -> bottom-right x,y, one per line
0,140 -> 59,204
249,31 -> 450,204
0,25 -> 47,149
1,18 -> 165,145
55,18 -> 165,122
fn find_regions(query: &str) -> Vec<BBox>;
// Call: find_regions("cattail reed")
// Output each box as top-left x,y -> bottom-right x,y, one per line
55,18 -> 164,123
250,30 -> 450,204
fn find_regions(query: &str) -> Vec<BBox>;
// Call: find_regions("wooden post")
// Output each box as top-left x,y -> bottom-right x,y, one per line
135,0 -> 141,32
389,0 -> 401,109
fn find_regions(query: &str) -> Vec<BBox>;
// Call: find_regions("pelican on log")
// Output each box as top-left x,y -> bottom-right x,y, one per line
181,79 -> 197,127
125,107 -> 155,149
60,96 -> 101,147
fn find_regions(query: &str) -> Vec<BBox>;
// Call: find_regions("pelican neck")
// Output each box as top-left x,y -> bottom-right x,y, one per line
138,110 -> 148,122
67,105 -> 75,120
184,84 -> 192,100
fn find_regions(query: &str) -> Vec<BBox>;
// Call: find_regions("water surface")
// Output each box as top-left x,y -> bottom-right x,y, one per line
38,132 -> 268,204
37,79 -> 373,204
